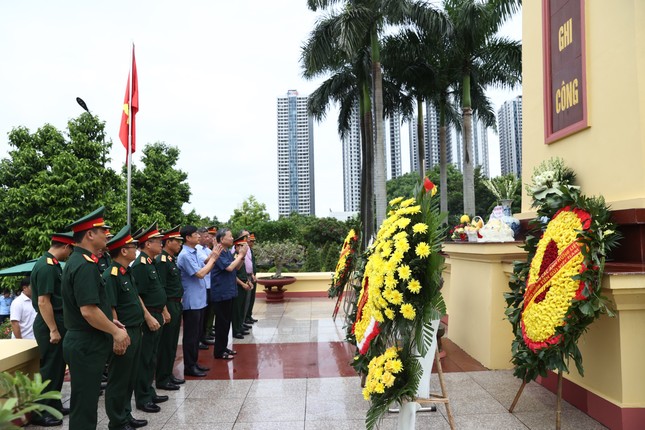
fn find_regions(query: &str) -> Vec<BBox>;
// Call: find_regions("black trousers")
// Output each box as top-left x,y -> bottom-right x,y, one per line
213,299 -> 233,357
182,307 -> 204,369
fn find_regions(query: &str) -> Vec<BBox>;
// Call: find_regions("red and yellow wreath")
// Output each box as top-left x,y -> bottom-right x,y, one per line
521,206 -> 590,351
328,229 -> 360,298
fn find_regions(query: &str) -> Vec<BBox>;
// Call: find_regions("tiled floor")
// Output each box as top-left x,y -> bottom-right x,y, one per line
26,297 -> 608,429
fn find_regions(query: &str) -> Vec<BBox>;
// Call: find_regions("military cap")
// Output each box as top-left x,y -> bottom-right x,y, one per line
162,225 -> 183,241
107,225 -> 138,251
67,206 -> 111,233
51,231 -> 75,245
233,233 -> 248,245
207,226 -> 218,235
133,222 -> 163,243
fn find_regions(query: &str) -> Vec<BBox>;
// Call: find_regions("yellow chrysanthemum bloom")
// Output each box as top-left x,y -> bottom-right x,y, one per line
400,303 -> 416,320
385,359 -> 403,373
390,250 -> 404,265
393,231 -> 408,241
407,279 -> 422,294
384,308 -> 395,320
396,217 -> 412,229
389,196 -> 404,206
395,239 -> 410,254
412,223 -> 428,235
384,346 -> 398,359
400,198 -> 416,208
415,242 -> 431,258
397,264 -> 411,280
381,371 -> 395,388
384,274 -> 397,289
385,290 -> 403,305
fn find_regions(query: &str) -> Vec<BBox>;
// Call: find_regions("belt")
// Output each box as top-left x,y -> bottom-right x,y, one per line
146,307 -> 163,314
167,297 -> 182,303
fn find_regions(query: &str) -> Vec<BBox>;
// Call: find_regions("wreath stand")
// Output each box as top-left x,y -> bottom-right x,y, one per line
390,320 -> 455,430
509,370 -> 564,430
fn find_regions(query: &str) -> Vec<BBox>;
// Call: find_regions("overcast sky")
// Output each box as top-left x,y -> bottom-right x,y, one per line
0,1 -> 521,222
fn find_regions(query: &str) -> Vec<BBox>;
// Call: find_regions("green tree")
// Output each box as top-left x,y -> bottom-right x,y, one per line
445,0 -> 522,215
129,142 -> 191,229
302,243 -> 322,272
227,195 -> 270,234
0,114 -> 123,268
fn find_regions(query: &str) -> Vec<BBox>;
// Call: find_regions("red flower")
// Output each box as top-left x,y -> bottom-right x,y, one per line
424,177 -> 437,196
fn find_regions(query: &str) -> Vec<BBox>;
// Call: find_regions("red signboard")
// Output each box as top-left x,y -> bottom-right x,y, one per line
543,0 -> 588,143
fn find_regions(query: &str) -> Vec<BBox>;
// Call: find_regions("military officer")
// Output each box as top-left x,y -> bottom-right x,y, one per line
62,207 -> 130,430
155,226 -> 185,391
232,232 -> 252,339
30,231 -> 74,427
103,226 -> 148,430
131,223 -> 169,413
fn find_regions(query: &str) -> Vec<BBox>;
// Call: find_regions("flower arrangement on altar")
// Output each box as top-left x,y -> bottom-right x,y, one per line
450,214 -> 483,242
348,177 -> 446,429
505,158 -> 621,382
328,229 -> 360,298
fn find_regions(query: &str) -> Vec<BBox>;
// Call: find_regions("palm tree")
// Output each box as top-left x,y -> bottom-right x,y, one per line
307,0 -> 448,228
445,0 -> 522,215
301,13 -> 376,248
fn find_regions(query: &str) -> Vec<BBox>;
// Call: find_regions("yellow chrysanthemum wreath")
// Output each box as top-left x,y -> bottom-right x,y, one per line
328,229 -> 360,298
348,178 -> 446,430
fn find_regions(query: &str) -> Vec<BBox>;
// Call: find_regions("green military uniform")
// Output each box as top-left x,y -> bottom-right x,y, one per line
97,251 -> 112,274
31,233 -> 72,420
131,249 -> 166,407
232,252 -> 248,336
104,257 -> 144,430
61,206 -> 113,430
155,248 -> 183,388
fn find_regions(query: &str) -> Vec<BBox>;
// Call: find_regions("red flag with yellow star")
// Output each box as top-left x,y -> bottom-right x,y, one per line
119,46 -> 138,154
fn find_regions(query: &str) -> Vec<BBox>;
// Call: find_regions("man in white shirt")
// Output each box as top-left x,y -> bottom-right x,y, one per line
10,278 -> 37,339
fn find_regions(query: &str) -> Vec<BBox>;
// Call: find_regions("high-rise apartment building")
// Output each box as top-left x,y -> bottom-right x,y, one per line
277,90 -> 315,216
342,104 -> 361,212
498,95 -> 523,177
388,112 -> 402,179
409,103 -> 453,173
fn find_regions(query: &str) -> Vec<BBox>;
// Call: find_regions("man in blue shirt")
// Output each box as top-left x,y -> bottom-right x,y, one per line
211,228 -> 247,359
176,225 -> 221,377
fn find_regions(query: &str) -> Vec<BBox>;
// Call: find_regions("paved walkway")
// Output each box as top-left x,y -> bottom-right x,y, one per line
26,297 -> 607,429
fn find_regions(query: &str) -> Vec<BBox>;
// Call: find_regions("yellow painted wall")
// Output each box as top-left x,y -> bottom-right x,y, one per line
521,0 -> 645,215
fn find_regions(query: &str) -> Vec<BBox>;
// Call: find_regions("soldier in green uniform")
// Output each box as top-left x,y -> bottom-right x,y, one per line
62,207 -> 130,430
103,226 -> 149,430
30,231 -> 74,427
131,223 -> 169,413
244,232 -> 259,324
155,226 -> 185,391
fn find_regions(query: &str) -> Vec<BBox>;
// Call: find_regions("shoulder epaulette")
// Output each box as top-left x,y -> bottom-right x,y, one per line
140,256 -> 147,264
110,266 -> 119,276
46,257 -> 54,265
161,255 -> 167,262
83,254 -> 97,263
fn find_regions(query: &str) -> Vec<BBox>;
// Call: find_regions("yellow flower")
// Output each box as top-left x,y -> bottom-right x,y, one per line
415,242 -> 431,258
384,308 -> 395,320
384,274 -> 397,289
362,387 -> 371,400
390,250 -> 404,265
407,279 -> 421,294
393,231 -> 408,241
400,198 -> 416,208
381,371 -> 396,387
395,238 -> 410,254
412,223 -> 428,234
460,214 -> 470,223
397,264 -> 411,280
385,289 -> 403,305
385,359 -> 403,374
400,303 -> 416,320
389,196 -> 404,206
384,346 -> 398,359
396,217 -> 411,229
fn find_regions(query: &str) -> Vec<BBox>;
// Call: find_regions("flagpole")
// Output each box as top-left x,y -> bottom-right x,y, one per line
126,43 -> 134,226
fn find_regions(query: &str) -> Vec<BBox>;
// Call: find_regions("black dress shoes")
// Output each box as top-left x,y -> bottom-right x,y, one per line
184,366 -> 206,377
242,324 -> 252,330
30,415 -> 63,427
156,382 -> 180,391
233,333 -> 244,339
129,417 -> 148,428
152,395 -> 168,404
198,342 -> 209,350
195,363 -> 210,371
200,336 -> 216,345
60,407 -> 70,416
170,376 -> 185,385
122,425 -> 136,430
247,317 -> 258,323
137,402 -> 160,413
